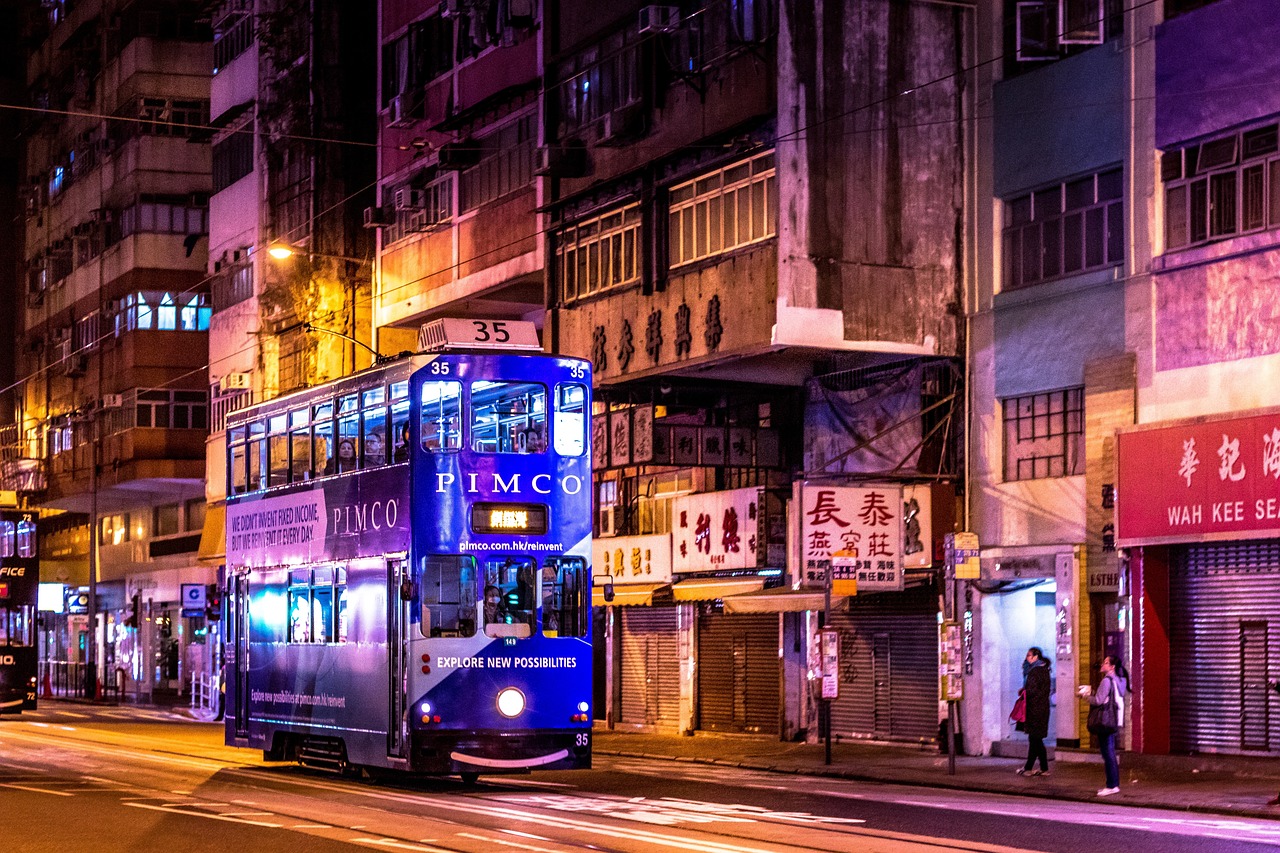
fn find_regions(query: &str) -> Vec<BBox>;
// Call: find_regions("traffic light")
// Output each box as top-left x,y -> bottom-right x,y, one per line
206,583 -> 222,621
126,593 -> 140,629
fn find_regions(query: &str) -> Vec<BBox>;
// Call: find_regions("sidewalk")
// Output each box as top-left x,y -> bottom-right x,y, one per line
593,728 -> 1280,821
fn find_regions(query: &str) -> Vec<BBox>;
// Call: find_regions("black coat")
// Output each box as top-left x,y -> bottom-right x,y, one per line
1023,662 -> 1052,739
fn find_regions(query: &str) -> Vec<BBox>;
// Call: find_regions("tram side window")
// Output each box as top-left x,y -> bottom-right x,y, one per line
0,521 -> 14,557
290,409 -> 310,482
420,555 -> 477,638
421,381 -> 462,452
471,381 -> 547,454
391,382 -> 410,463
16,519 -> 35,558
288,570 -> 311,643
554,384 -> 587,456
229,427 -> 248,494
248,421 -> 266,490
287,568 -> 345,644
362,387 -> 387,468
268,414 -> 289,487
336,568 -> 349,642
541,557 -> 587,638
482,556 -> 536,638
312,402 -> 334,478
335,395 -> 359,473
0,606 -> 33,646
312,566 -> 334,643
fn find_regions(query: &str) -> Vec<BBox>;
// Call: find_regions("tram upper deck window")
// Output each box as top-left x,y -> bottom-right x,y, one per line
289,409 -> 310,482
420,381 -> 462,452
0,521 -> 14,557
229,426 -> 248,494
390,381 -> 410,463
482,556 -> 536,638
362,387 -> 387,467
420,554 -> 478,638
248,420 -> 266,490
312,402 -> 334,478
554,384 -> 587,456
471,381 -> 547,454
268,414 -> 289,487
16,518 -> 35,558
335,395 -> 359,473
541,557 -> 587,637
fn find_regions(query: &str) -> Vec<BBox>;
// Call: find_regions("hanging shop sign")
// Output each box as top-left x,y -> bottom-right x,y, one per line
594,534 -> 672,585
901,484 -> 934,569
1117,408 -> 1280,544
798,483 -> 904,589
672,488 -> 762,573
944,532 -> 980,579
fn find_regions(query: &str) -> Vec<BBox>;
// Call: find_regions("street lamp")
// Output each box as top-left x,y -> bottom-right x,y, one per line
265,240 -> 367,264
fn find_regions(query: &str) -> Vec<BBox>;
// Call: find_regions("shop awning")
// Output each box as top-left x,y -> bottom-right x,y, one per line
671,576 -> 766,601
196,504 -> 226,565
722,586 -> 848,613
592,582 -> 668,607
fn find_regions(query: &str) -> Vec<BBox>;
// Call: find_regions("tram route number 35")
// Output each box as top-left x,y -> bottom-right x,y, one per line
576,733 -> 589,746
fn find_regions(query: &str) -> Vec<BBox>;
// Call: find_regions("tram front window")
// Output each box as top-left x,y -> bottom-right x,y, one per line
421,555 -> 477,638
541,557 -> 587,637
482,557 -> 536,638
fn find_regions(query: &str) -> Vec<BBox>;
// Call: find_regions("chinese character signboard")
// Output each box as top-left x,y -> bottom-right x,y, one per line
672,488 -> 762,572
944,532 -> 980,579
820,630 -> 840,699
831,553 -> 859,596
799,483 -> 904,590
902,483 -> 934,569
594,534 -> 672,585
1117,410 -> 1280,544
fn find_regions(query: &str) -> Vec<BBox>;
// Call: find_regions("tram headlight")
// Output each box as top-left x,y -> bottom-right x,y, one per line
577,701 -> 589,713
419,701 -> 432,716
496,687 -> 525,718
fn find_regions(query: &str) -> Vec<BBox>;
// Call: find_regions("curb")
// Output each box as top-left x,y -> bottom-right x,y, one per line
595,748 -> 1280,822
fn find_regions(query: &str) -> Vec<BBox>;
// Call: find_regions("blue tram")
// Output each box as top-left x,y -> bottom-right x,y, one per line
223,320 -> 592,779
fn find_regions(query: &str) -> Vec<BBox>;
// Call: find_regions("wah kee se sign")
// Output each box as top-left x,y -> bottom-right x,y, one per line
1117,410 -> 1280,544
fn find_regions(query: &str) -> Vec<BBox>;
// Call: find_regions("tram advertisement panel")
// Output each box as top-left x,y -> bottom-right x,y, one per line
227,466 -> 410,569
0,511 -> 38,712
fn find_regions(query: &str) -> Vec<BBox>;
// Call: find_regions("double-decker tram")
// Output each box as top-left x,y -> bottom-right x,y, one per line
0,511 -> 38,714
223,319 -> 592,780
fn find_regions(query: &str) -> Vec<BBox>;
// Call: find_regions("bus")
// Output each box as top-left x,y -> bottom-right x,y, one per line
223,319 -> 593,780
0,511 -> 38,713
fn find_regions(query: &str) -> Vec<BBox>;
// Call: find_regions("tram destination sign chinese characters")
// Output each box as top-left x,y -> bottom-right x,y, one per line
1116,410 -> 1280,544
672,488 -> 763,573
799,483 -> 903,589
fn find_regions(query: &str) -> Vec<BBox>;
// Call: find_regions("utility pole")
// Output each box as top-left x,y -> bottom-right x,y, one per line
84,407 -> 98,701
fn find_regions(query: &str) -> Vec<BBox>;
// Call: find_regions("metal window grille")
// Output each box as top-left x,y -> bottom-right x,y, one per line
1002,387 -> 1084,480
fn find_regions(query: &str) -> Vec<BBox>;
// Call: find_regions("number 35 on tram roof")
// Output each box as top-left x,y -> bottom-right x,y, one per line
222,319 -> 593,781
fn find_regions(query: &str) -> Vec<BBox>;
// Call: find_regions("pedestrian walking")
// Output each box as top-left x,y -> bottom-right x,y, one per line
1078,654 -> 1128,796
1015,647 -> 1052,776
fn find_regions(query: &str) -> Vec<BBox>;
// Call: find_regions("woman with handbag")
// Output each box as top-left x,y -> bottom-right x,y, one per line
1015,647 -> 1052,776
1078,654 -> 1128,796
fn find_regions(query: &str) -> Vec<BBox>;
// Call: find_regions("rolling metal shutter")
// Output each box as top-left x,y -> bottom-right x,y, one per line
1171,540 -> 1280,755
696,611 -> 780,734
619,607 -> 682,729
827,583 -> 939,743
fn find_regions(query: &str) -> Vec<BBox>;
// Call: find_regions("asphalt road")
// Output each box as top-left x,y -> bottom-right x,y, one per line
1,704 -> 1278,853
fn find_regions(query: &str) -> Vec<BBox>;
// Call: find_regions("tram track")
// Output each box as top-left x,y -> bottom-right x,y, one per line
0,718 -> 1040,852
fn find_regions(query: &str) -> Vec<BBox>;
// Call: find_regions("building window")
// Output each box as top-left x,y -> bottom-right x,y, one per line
154,504 -> 181,537
384,174 -> 453,245
277,327 -> 309,394
669,151 -> 776,268
556,35 -> 642,136
459,115 -> 536,213
381,15 -> 454,108
1002,169 -> 1122,290
1164,123 -> 1280,251
556,204 -> 641,302
115,292 -> 211,334
211,261 -> 254,312
1007,0 -> 1123,70
116,197 -> 209,240
213,12 -> 253,73
212,128 -> 254,193
133,97 -> 209,138
270,144 -> 311,243
1002,387 -> 1084,481
135,390 -> 209,430
100,513 -> 131,546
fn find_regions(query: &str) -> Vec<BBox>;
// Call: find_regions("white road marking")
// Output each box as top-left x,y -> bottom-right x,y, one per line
349,839 -> 453,852
0,782 -> 73,797
458,831 -> 569,853
123,802 -> 282,828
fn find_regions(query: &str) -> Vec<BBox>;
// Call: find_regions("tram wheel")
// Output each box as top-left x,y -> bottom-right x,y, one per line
460,772 -> 480,785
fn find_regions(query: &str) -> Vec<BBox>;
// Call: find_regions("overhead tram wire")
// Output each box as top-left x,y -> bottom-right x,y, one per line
3,0 -> 1179,402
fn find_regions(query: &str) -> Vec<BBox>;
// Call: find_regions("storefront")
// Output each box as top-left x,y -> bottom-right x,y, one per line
1119,408 -> 1280,755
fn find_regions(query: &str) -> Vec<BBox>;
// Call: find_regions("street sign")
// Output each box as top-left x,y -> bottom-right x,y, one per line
944,531 -> 980,579
820,630 -> 840,699
830,552 -> 859,596
181,583 -> 206,618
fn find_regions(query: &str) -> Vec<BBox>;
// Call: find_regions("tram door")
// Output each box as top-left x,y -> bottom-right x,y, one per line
387,557 -> 410,757
232,573 -> 250,738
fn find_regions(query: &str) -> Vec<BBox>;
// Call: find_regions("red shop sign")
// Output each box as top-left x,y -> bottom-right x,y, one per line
1116,410 -> 1280,545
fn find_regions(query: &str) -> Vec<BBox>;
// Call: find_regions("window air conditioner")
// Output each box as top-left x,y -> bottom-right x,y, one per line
393,187 -> 428,210
221,372 -> 251,391
102,394 -> 124,408
638,5 -> 680,34
598,505 -> 618,537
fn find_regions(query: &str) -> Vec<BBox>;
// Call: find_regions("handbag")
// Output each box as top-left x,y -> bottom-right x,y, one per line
1009,689 -> 1027,724
1086,676 -> 1120,735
